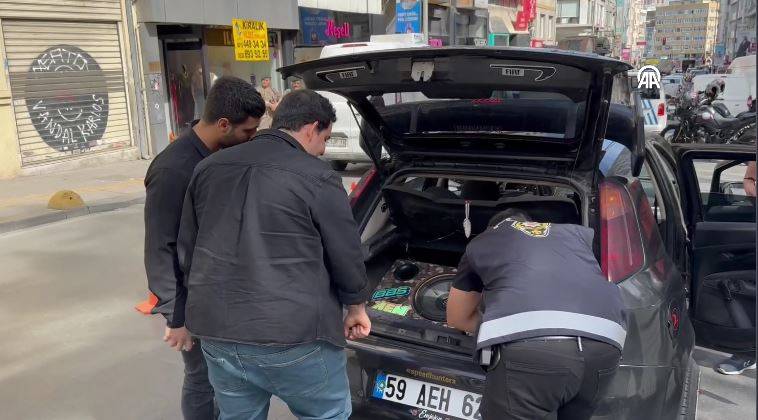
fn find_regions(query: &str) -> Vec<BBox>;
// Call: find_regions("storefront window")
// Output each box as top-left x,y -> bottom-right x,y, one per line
163,27 -> 283,135
164,42 -> 204,134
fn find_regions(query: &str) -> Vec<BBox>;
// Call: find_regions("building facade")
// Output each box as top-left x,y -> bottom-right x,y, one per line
556,0 -> 617,53
133,0 -> 299,156
0,0 -> 142,179
654,0 -> 720,63
645,10 -> 657,57
723,0 -> 756,59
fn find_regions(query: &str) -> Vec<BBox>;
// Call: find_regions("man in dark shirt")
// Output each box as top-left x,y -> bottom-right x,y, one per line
144,76 -> 265,420
177,89 -> 372,420
447,209 -> 625,420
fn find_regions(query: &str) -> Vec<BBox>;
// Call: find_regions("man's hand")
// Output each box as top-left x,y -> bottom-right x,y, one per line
344,304 -> 371,340
164,326 -> 194,352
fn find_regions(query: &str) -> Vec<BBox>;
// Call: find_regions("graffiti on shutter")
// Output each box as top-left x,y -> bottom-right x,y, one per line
25,45 -> 110,153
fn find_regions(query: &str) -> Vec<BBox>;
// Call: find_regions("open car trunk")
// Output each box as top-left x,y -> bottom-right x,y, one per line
279,47 -> 639,178
359,172 -> 584,354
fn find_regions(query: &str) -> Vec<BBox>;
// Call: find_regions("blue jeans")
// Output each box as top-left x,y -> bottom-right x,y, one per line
200,339 -> 351,420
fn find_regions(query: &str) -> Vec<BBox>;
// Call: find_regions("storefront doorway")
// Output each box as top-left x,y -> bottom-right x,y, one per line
164,41 -> 205,135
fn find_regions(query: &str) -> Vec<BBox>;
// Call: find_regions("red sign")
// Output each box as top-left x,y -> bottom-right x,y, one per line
531,39 -> 544,48
636,41 -> 647,46
527,0 -> 537,20
428,38 -> 443,47
514,11 -> 529,31
325,20 -> 351,39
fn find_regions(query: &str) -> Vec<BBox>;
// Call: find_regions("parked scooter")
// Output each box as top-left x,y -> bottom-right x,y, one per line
662,79 -> 756,144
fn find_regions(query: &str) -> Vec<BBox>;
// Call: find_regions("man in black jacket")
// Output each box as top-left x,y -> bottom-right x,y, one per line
177,89 -> 372,420
144,76 -> 265,420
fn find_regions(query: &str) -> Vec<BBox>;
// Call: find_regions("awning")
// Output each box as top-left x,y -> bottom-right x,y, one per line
488,5 -> 528,35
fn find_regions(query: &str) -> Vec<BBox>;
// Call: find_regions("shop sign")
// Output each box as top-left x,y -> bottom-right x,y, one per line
429,38 -> 444,47
530,39 -> 544,48
205,28 -> 234,47
396,0 -> 422,34
232,19 -> 269,62
325,20 -> 351,39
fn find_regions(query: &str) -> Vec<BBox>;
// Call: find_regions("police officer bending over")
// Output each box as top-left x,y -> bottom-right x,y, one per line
446,208 -> 627,420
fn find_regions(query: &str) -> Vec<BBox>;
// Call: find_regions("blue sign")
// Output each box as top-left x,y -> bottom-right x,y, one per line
299,8 -> 332,46
396,1 -> 422,34
715,44 -> 725,57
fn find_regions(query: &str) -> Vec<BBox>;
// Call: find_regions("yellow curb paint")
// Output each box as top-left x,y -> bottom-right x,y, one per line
47,190 -> 85,210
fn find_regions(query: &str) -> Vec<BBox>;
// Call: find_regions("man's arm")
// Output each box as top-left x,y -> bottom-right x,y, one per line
312,174 -> 372,338
743,161 -> 756,197
312,174 -> 372,305
446,253 -> 483,334
144,167 -> 190,328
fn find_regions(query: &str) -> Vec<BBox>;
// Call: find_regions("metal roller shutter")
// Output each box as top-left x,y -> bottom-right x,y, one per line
3,19 -> 132,166
0,1 -> 122,22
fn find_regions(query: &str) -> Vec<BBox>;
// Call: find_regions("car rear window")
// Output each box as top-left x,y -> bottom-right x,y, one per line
368,90 -> 585,142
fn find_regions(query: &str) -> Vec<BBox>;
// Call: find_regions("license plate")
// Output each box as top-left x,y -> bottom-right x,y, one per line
372,373 -> 482,420
327,137 -> 347,147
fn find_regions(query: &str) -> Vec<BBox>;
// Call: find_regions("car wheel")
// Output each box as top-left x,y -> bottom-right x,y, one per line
330,161 -> 348,171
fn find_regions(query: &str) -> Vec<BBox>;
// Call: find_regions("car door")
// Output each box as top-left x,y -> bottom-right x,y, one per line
673,144 -> 756,352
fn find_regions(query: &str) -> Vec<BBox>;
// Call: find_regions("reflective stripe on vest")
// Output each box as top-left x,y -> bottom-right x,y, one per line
477,310 -> 627,349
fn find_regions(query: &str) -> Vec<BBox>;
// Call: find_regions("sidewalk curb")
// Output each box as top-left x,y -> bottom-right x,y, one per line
0,195 -> 145,235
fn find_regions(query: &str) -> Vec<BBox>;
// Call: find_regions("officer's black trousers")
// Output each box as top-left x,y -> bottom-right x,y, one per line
481,338 -> 621,420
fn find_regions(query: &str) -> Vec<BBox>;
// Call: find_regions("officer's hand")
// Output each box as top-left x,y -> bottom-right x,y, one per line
164,326 -> 194,352
344,304 -> 371,340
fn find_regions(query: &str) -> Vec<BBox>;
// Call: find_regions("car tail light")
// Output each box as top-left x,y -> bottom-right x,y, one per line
600,181 -> 645,283
348,166 -> 377,207
657,103 -> 665,116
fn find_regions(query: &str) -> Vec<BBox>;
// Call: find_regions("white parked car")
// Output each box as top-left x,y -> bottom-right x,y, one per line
661,74 -> 684,98
630,71 -> 667,135
318,34 -> 428,171
693,73 -> 756,115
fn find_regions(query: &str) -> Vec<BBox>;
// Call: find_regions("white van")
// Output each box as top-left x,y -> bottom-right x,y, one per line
629,70 -> 667,135
318,34 -> 428,170
693,73 -> 756,115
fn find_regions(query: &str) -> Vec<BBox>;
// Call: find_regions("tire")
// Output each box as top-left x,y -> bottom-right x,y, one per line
330,160 -> 348,171
678,355 -> 700,420
735,124 -> 757,144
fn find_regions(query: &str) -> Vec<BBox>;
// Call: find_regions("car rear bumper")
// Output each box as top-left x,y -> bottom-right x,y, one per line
323,150 -> 371,162
346,334 -> 484,419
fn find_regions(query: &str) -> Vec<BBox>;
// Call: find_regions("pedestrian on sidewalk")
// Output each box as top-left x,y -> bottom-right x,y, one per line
256,76 -> 281,130
144,76 -> 265,420
177,89 -> 372,420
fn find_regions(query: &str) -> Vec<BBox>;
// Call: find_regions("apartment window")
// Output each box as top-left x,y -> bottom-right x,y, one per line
550,16 -> 555,39
558,0 -> 580,20
539,14 -> 546,38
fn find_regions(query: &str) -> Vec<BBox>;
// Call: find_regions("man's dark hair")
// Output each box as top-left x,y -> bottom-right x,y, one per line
202,76 -> 265,124
272,89 -> 336,133
489,208 -> 531,227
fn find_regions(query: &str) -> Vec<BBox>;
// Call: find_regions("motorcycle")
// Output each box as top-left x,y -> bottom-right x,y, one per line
661,80 -> 756,144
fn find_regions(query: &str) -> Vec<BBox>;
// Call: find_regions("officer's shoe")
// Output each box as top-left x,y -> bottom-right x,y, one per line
716,356 -> 757,375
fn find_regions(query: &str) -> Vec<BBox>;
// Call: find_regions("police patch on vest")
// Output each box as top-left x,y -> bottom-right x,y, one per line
511,221 -> 551,237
